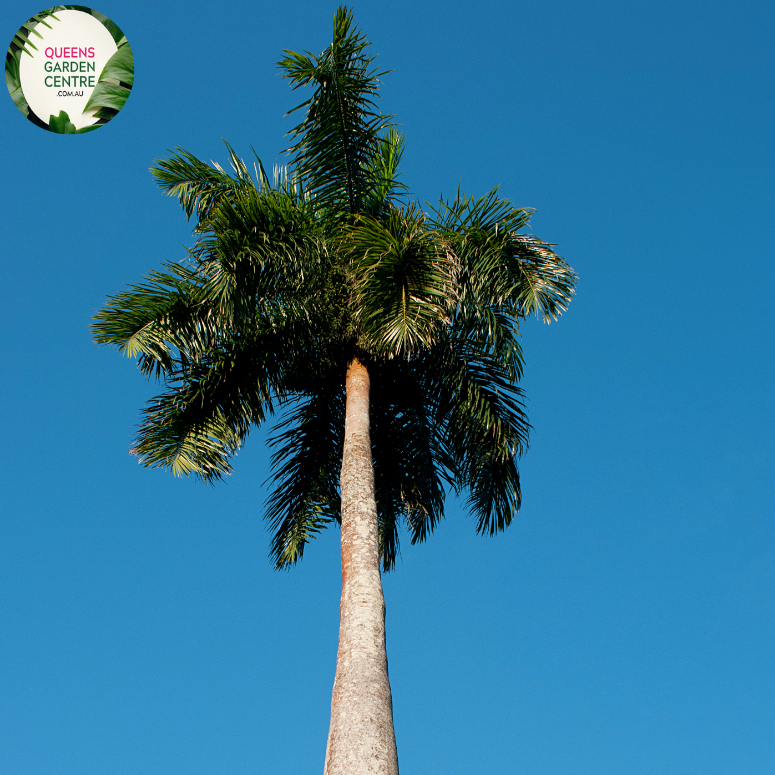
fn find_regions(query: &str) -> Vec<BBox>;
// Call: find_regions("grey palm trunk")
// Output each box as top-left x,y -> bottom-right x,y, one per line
324,358 -> 399,775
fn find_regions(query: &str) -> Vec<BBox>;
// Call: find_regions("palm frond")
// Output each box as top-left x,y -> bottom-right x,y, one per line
190,185 -> 328,330
421,318 -> 530,535
132,333 -> 286,481
430,187 -> 533,234
363,127 -> 409,217
370,359 -> 445,570
349,205 -> 452,356
134,395 -> 241,481
91,262 -> 214,379
151,142 -> 266,221
463,454 -> 522,536
429,187 -> 577,322
507,234 -> 577,322
278,5 -> 392,215
266,386 -> 345,568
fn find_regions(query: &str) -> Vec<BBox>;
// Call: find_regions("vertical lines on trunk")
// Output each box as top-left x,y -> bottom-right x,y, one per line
324,358 -> 399,775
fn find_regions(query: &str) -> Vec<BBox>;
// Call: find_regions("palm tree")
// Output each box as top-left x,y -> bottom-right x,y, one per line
92,8 -> 576,774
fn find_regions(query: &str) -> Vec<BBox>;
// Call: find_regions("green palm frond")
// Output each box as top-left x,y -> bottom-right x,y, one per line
363,127 -> 409,217
370,359 -> 445,570
134,395 -> 241,480
266,386 -> 345,569
148,147 -> 328,335
506,234 -> 577,322
430,187 -> 577,322
439,329 -> 530,461
92,262 -> 215,379
278,5 -> 392,215
422,318 -> 530,535
462,454 -> 522,536
151,143 -> 266,220
190,187 -> 327,331
431,187 -> 533,234
132,333 -> 287,481
348,205 -> 452,356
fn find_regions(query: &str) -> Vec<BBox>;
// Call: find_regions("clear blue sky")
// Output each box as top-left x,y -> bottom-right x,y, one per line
1,1 -> 772,773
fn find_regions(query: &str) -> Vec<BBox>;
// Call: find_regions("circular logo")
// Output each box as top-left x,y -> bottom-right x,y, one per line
6,7 -> 133,133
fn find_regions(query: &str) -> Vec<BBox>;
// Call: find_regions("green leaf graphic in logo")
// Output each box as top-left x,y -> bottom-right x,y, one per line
10,9 -> 61,58
5,9 -> 62,118
47,109 -> 99,133
6,6 -> 133,132
58,6 -> 127,46
48,109 -> 76,132
83,40 -> 133,121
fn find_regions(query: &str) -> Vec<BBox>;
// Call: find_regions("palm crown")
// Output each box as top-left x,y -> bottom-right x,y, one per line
92,8 -> 575,574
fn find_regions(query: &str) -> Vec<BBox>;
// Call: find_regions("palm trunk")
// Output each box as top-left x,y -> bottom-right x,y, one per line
324,357 -> 399,775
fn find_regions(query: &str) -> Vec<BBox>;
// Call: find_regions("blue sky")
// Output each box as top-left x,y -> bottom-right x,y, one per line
1,1 -> 772,773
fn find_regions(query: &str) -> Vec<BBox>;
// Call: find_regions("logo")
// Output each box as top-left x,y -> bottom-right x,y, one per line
6,6 -> 133,133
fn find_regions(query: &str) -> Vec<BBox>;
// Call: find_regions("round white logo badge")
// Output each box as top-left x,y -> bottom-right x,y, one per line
6,7 -> 133,133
